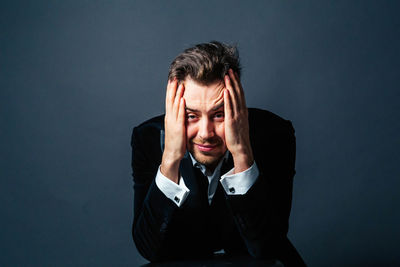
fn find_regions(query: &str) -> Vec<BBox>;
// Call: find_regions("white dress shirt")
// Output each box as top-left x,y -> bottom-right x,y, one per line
155,151 -> 259,207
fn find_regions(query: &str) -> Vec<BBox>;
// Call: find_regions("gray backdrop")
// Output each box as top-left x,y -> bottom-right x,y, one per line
1,1 -> 399,266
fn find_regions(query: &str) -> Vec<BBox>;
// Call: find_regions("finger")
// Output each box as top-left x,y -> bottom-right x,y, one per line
224,89 -> 233,121
229,69 -> 245,108
235,71 -> 247,107
173,83 -> 184,117
166,78 -> 178,111
177,97 -> 186,124
233,70 -> 240,82
224,74 -> 238,115
166,78 -> 175,103
165,80 -> 171,112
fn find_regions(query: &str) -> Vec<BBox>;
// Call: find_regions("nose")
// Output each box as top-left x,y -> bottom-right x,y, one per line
198,118 -> 215,141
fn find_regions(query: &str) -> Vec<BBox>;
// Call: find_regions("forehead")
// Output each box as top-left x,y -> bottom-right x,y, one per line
183,78 -> 224,112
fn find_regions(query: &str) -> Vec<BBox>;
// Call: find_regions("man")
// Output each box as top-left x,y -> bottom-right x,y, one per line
131,41 -> 305,266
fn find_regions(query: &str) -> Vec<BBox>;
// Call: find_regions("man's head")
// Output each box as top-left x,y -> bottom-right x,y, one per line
168,41 -> 241,85
168,41 -> 241,169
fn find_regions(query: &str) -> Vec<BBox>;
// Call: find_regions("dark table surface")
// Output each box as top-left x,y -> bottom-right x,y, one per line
141,254 -> 284,267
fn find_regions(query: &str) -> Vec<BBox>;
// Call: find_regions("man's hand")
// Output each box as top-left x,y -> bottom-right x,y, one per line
224,69 -> 254,174
161,78 -> 186,183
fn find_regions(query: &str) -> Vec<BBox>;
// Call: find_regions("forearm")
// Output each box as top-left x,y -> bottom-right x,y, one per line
131,125 -> 177,261
133,180 -> 178,261
133,178 -> 211,261
224,171 -> 293,258
232,150 -> 254,174
160,152 -> 181,184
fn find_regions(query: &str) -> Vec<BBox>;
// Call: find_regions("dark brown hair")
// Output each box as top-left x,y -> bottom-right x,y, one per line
168,41 -> 241,85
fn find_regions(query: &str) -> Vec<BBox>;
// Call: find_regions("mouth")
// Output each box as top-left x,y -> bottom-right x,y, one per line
195,143 -> 218,152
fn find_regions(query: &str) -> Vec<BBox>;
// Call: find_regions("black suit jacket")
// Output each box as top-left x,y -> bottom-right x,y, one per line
131,108 -> 305,266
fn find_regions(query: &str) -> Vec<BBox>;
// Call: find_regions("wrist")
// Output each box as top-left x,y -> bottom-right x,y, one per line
232,149 -> 254,174
161,153 -> 181,183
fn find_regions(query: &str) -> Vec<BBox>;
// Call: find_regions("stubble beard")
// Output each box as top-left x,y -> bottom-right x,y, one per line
188,137 -> 226,170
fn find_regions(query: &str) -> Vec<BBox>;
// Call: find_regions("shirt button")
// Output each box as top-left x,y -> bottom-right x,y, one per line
174,196 -> 180,203
229,187 -> 235,193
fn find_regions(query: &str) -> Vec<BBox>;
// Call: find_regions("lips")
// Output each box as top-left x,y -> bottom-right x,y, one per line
195,143 -> 217,152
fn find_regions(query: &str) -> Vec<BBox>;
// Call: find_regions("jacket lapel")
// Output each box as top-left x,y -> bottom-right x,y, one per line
179,153 -> 198,194
179,152 -> 210,208
220,152 -> 234,176
179,151 -> 234,208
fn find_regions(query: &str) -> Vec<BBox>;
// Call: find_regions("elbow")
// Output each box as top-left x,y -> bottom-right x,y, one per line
132,228 -> 164,263
133,236 -> 159,262
248,246 -> 266,260
246,239 -> 278,260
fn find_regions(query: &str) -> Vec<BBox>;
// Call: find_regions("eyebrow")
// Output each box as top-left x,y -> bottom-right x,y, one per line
185,102 -> 224,113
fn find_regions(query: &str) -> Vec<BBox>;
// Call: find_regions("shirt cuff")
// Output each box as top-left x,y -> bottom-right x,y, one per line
220,161 -> 259,195
155,166 -> 190,207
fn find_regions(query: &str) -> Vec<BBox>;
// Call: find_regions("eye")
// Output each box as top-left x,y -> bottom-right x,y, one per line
186,114 -> 197,121
214,112 -> 224,120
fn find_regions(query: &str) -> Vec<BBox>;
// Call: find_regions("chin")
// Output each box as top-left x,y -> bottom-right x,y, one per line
190,148 -> 225,168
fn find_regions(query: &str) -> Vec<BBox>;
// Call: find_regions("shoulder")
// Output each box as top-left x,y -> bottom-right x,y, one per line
247,108 -> 296,173
130,114 -> 165,147
248,108 -> 294,135
247,108 -> 295,160
133,114 -> 165,133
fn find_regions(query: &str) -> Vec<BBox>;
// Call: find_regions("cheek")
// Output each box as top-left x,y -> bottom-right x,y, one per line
216,123 -> 225,143
186,123 -> 197,140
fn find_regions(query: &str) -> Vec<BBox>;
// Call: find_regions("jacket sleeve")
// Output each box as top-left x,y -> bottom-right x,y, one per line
131,123 -> 217,261
130,125 -> 179,262
224,120 -> 306,266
